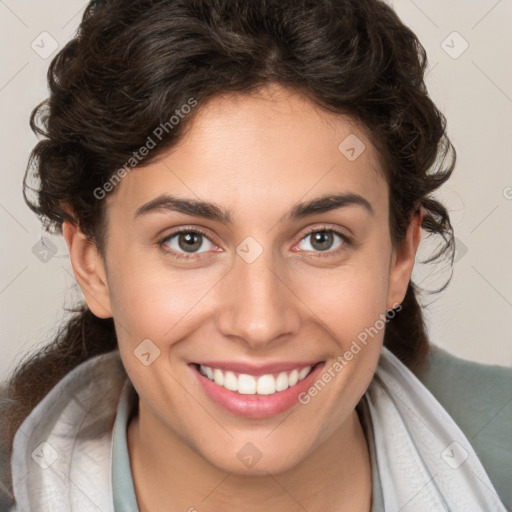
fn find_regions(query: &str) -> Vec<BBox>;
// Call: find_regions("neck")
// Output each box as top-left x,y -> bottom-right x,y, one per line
127,403 -> 372,512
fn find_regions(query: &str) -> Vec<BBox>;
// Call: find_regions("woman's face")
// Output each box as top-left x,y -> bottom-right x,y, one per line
73,84 -> 418,474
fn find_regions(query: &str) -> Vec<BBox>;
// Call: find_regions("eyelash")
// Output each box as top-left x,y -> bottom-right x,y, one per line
158,225 -> 351,261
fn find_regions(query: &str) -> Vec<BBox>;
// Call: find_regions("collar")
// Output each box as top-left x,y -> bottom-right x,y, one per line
10,350 -> 126,512
112,379 -> 139,512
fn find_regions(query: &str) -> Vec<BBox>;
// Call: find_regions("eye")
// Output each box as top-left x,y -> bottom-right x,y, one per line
159,228 -> 215,260
296,226 -> 350,256
158,225 -> 351,261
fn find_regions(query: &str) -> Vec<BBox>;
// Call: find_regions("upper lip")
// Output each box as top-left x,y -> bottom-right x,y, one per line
191,360 -> 322,376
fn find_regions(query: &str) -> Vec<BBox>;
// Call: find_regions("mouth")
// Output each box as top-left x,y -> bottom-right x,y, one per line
188,360 -> 325,418
194,361 -> 318,394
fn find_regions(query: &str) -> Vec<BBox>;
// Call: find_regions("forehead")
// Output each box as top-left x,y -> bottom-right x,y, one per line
106,84 -> 387,221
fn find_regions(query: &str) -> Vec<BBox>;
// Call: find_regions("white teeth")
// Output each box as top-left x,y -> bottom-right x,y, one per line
213,368 -> 224,386
288,369 -> 299,387
298,366 -> 310,380
223,371 -> 238,391
238,374 -> 256,394
198,364 -> 313,395
275,372 -> 289,392
256,374 -> 276,395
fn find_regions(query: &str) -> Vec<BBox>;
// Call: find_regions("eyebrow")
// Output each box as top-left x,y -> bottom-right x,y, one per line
134,192 -> 374,223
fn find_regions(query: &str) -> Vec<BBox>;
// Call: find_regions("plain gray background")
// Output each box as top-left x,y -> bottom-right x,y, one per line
1,0 -> 511,381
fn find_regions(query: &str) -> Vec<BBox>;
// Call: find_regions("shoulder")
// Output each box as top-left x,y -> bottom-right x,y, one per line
0,350 -> 127,512
413,344 -> 512,509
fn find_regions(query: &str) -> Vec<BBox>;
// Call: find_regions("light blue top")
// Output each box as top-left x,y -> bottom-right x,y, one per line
112,381 -> 140,512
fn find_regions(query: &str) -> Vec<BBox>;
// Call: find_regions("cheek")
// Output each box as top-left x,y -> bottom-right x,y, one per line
295,249 -> 391,347
106,250 -> 218,351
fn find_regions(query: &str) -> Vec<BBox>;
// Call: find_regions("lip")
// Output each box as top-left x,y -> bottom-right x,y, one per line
189,361 -> 325,419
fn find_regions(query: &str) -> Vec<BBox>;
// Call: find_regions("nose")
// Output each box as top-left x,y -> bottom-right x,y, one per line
215,244 -> 301,351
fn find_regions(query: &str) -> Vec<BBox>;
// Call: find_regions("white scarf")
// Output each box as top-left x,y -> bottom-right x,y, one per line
365,347 -> 507,511
9,347 -> 507,511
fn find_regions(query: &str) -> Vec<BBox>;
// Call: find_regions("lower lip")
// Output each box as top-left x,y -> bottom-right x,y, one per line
190,362 -> 325,418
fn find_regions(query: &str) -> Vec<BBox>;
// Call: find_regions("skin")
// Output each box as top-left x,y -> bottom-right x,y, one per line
63,83 -> 422,512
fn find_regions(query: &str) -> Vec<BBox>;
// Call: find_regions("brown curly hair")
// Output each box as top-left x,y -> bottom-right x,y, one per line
4,0 -> 455,491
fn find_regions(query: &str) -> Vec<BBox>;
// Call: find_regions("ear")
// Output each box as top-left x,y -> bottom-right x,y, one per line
386,205 -> 424,310
62,220 -> 113,319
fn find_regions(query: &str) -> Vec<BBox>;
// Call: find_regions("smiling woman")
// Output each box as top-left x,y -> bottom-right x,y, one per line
1,0 -> 511,511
